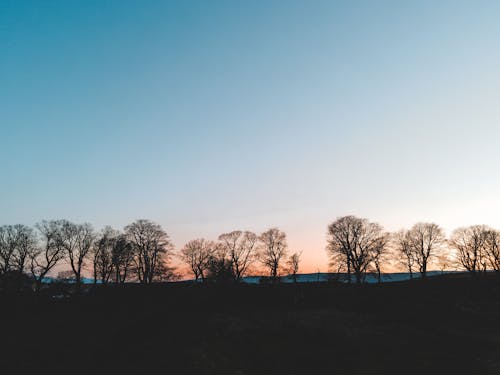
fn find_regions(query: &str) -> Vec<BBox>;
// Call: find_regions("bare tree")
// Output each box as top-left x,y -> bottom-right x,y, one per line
326,217 -> 355,283
58,221 -> 95,291
484,229 -> 500,272
259,228 -> 288,282
0,225 -> 17,274
0,224 -> 37,290
93,226 -> 118,284
111,235 -> 134,283
11,225 -> 38,274
125,219 -> 174,284
407,222 -> 445,279
286,251 -> 301,283
393,230 -> 416,279
218,230 -> 257,282
450,225 -> 488,275
152,258 -> 178,282
180,238 -> 215,282
30,220 -> 66,292
206,243 -> 235,283
371,234 -> 389,284
326,216 -> 387,284
0,224 -> 38,275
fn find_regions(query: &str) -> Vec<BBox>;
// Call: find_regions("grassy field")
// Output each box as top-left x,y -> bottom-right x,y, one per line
1,274 -> 499,374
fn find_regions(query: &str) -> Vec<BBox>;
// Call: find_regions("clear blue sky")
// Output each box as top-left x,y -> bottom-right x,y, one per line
2,0 -> 500,271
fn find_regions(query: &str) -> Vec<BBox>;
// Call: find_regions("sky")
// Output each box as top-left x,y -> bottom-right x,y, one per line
2,0 -> 500,273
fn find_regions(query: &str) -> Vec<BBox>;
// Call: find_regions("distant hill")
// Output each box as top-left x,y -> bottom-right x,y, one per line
242,271 -> 461,284
42,271 -> 465,285
42,277 -> 100,284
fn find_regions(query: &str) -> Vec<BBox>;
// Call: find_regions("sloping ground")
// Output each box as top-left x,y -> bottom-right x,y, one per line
0,274 -> 499,375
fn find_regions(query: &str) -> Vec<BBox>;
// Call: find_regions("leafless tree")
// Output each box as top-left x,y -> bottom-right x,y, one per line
58,221 -> 95,290
483,229 -> 500,271
371,234 -> 389,284
326,217 -> 354,283
0,224 -> 37,290
125,219 -> 174,284
93,226 -> 119,284
326,216 -> 387,284
407,222 -> 445,279
180,238 -> 215,282
0,225 -> 37,274
218,230 -> 257,282
286,251 -> 301,283
206,243 -> 235,283
152,258 -> 178,282
11,224 -> 38,274
393,230 -> 416,279
450,225 -> 488,275
0,225 -> 17,274
259,228 -> 288,281
111,235 -> 134,283
30,220 -> 66,292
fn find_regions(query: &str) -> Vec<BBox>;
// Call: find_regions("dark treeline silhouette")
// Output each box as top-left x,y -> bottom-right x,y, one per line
1,215 -> 500,291
0,219 -> 177,292
327,216 -> 500,284
1,217 -> 500,375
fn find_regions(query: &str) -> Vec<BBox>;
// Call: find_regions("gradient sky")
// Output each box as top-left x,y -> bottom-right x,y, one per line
2,0 -> 500,273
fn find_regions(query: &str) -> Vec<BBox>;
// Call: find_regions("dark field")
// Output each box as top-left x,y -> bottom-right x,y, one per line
1,275 -> 499,374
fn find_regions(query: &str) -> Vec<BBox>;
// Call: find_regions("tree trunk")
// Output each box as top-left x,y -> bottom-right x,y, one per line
75,273 -> 81,293
355,270 -> 362,285
347,256 -> 352,284
35,278 -> 42,293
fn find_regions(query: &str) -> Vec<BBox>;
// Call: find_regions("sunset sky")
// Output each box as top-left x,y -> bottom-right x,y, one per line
2,0 -> 500,273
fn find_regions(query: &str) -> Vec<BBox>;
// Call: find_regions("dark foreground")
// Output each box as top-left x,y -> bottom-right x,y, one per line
1,275 -> 499,374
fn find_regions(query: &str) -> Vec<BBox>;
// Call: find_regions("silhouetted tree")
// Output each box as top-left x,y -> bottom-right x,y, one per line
259,228 -> 288,282
93,226 -> 118,284
111,235 -> 134,283
407,222 -> 445,279
152,258 -> 178,282
286,252 -> 301,283
125,220 -> 174,284
30,220 -> 66,292
218,230 -> 257,282
484,229 -> 500,272
327,216 -> 387,284
58,221 -> 94,291
450,225 -> 488,275
0,225 -> 17,274
372,235 -> 389,283
0,224 -> 37,276
206,244 -> 235,283
393,230 -> 416,279
180,238 -> 215,282
11,225 -> 37,274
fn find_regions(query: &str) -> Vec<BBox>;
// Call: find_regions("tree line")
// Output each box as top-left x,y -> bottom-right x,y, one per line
0,219 -> 177,291
327,216 -> 500,284
0,220 -> 301,291
0,215 -> 499,291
